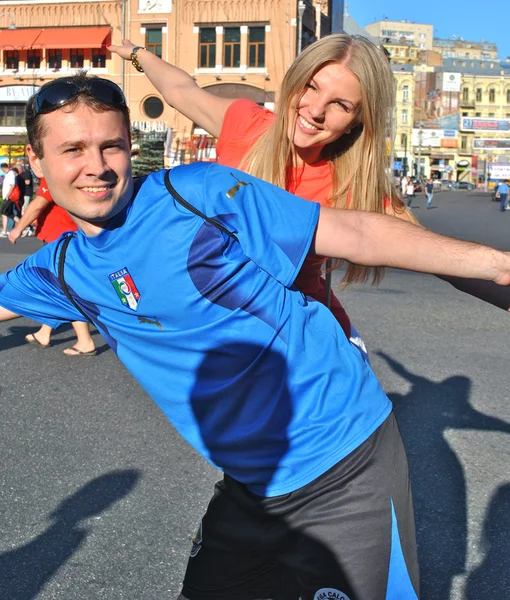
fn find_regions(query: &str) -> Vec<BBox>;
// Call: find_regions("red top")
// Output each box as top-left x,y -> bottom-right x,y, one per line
35,178 -> 78,243
216,99 -> 351,338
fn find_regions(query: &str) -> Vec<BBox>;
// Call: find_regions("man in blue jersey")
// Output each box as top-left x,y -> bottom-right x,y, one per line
1,76 -> 510,600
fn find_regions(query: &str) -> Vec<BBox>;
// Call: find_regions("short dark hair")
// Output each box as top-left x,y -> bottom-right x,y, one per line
26,73 -> 131,158
0,163 -> 8,170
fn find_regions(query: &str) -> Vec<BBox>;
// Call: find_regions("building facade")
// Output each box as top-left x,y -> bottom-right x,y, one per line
365,19 -> 433,52
0,0 -> 328,165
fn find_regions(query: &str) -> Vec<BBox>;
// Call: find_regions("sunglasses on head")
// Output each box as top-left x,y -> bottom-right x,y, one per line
33,78 -> 126,116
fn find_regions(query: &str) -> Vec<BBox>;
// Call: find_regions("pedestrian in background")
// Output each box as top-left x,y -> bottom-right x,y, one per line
497,179 -> 509,212
406,179 -> 415,207
426,177 -> 434,209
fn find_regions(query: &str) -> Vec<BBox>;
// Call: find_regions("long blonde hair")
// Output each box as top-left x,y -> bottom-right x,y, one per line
241,34 -> 407,286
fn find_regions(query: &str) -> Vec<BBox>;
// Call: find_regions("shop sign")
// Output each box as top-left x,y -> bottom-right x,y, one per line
461,117 -> 510,132
473,138 -> 510,149
457,160 -> 470,167
0,144 -> 25,157
0,86 -> 39,102
131,120 -> 168,132
488,163 -> 510,180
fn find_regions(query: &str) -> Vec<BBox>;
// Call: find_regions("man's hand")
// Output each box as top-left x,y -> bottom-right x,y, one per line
8,225 -> 23,244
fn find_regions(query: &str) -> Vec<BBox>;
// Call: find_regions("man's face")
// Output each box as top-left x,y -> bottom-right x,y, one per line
27,104 -> 133,236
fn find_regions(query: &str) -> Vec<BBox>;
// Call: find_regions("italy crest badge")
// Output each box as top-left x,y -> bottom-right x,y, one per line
109,267 -> 141,311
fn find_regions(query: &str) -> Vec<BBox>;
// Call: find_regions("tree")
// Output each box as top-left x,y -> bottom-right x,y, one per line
131,129 -> 165,177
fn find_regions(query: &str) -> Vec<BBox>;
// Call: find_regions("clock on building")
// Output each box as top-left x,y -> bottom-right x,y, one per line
138,0 -> 171,14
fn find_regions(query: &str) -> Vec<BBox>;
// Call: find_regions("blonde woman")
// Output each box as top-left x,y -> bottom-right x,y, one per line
110,35 -> 510,330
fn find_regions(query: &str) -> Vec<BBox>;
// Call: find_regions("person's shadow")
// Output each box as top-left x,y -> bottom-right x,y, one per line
465,483 -> 510,597
0,469 -> 140,600
377,351 -> 510,599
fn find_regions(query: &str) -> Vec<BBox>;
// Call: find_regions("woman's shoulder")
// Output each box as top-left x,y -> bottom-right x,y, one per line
217,99 -> 275,165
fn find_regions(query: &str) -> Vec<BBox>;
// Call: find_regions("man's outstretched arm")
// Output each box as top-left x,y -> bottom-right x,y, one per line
314,207 -> 510,287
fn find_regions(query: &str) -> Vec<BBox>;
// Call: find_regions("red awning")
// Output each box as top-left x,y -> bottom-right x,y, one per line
0,28 -> 43,49
32,27 -> 111,49
0,27 -> 111,50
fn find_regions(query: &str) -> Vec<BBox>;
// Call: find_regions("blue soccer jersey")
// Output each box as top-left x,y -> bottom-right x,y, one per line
0,163 -> 391,496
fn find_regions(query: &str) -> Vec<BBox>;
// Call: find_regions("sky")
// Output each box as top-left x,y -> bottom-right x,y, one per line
348,0 -> 510,61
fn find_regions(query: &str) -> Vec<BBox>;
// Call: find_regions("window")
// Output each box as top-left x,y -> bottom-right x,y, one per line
0,103 -> 25,127
402,84 -> 409,100
146,28 -> 163,58
70,50 -> 84,68
402,109 -> 408,124
489,88 -> 495,103
47,49 -> 62,69
199,27 -> 216,68
507,89 -> 510,103
223,27 -> 240,68
462,87 -> 469,101
462,112 -> 468,117
488,112 -> 495,118
400,133 -> 407,147
4,50 -> 18,70
143,96 -> 164,119
248,26 -> 265,68
461,136 -> 467,150
27,50 -> 41,69
476,88 -> 482,102
475,112 -> 481,117
92,51 -> 106,68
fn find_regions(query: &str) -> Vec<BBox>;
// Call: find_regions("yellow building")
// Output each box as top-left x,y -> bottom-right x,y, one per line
365,19 -> 433,51
0,0 -> 328,165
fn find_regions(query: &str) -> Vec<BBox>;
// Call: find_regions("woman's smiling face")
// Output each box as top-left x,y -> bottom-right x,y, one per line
288,61 -> 362,164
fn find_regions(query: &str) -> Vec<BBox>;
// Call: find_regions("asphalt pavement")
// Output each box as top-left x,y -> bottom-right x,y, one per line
0,189 -> 509,599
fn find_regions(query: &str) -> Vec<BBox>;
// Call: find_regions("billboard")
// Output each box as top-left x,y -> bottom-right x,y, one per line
414,72 -> 460,129
461,118 -> 510,132
473,138 -> 510,149
411,128 -> 458,147
442,72 -> 461,92
488,163 -> 510,180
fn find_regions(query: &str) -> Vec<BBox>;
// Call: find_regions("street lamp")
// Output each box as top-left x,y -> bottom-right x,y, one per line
297,0 -> 305,55
0,11 -> 16,30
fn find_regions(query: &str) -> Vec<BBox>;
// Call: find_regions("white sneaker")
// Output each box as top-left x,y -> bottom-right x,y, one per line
0,232 -> 8,237
21,228 -> 30,237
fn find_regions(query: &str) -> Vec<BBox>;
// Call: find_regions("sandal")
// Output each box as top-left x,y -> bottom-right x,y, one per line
63,347 -> 98,357
25,333 -> 51,348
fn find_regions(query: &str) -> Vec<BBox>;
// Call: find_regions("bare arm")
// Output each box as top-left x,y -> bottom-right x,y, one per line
314,207 -> 510,286
386,197 -> 510,310
8,195 -> 50,244
108,40 -> 234,138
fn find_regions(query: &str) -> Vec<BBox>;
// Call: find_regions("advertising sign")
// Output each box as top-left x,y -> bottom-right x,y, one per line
0,85 -> 39,102
442,72 -> 462,92
461,118 -> 510,132
414,72 -> 460,130
411,128 -> 458,147
472,138 -> 510,149
488,163 -> 510,180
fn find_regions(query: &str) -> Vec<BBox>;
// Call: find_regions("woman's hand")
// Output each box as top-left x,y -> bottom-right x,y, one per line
107,39 -> 137,61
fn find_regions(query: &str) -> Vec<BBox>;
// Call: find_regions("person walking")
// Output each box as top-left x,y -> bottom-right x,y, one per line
426,178 -> 434,209
8,177 -> 97,356
406,179 -> 415,207
497,179 -> 509,212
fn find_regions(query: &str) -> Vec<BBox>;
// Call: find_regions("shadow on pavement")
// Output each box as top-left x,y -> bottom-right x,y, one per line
465,483 -> 510,597
377,351 -> 510,599
0,469 -> 140,600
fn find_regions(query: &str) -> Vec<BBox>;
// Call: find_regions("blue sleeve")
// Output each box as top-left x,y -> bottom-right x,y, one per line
169,163 -> 320,287
0,241 -> 84,327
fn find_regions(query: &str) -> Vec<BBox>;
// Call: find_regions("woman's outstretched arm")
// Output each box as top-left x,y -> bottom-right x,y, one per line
109,39 -> 234,138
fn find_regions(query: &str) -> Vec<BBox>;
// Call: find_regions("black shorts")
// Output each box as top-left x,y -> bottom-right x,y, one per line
182,412 -> 419,600
1,199 -> 21,219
